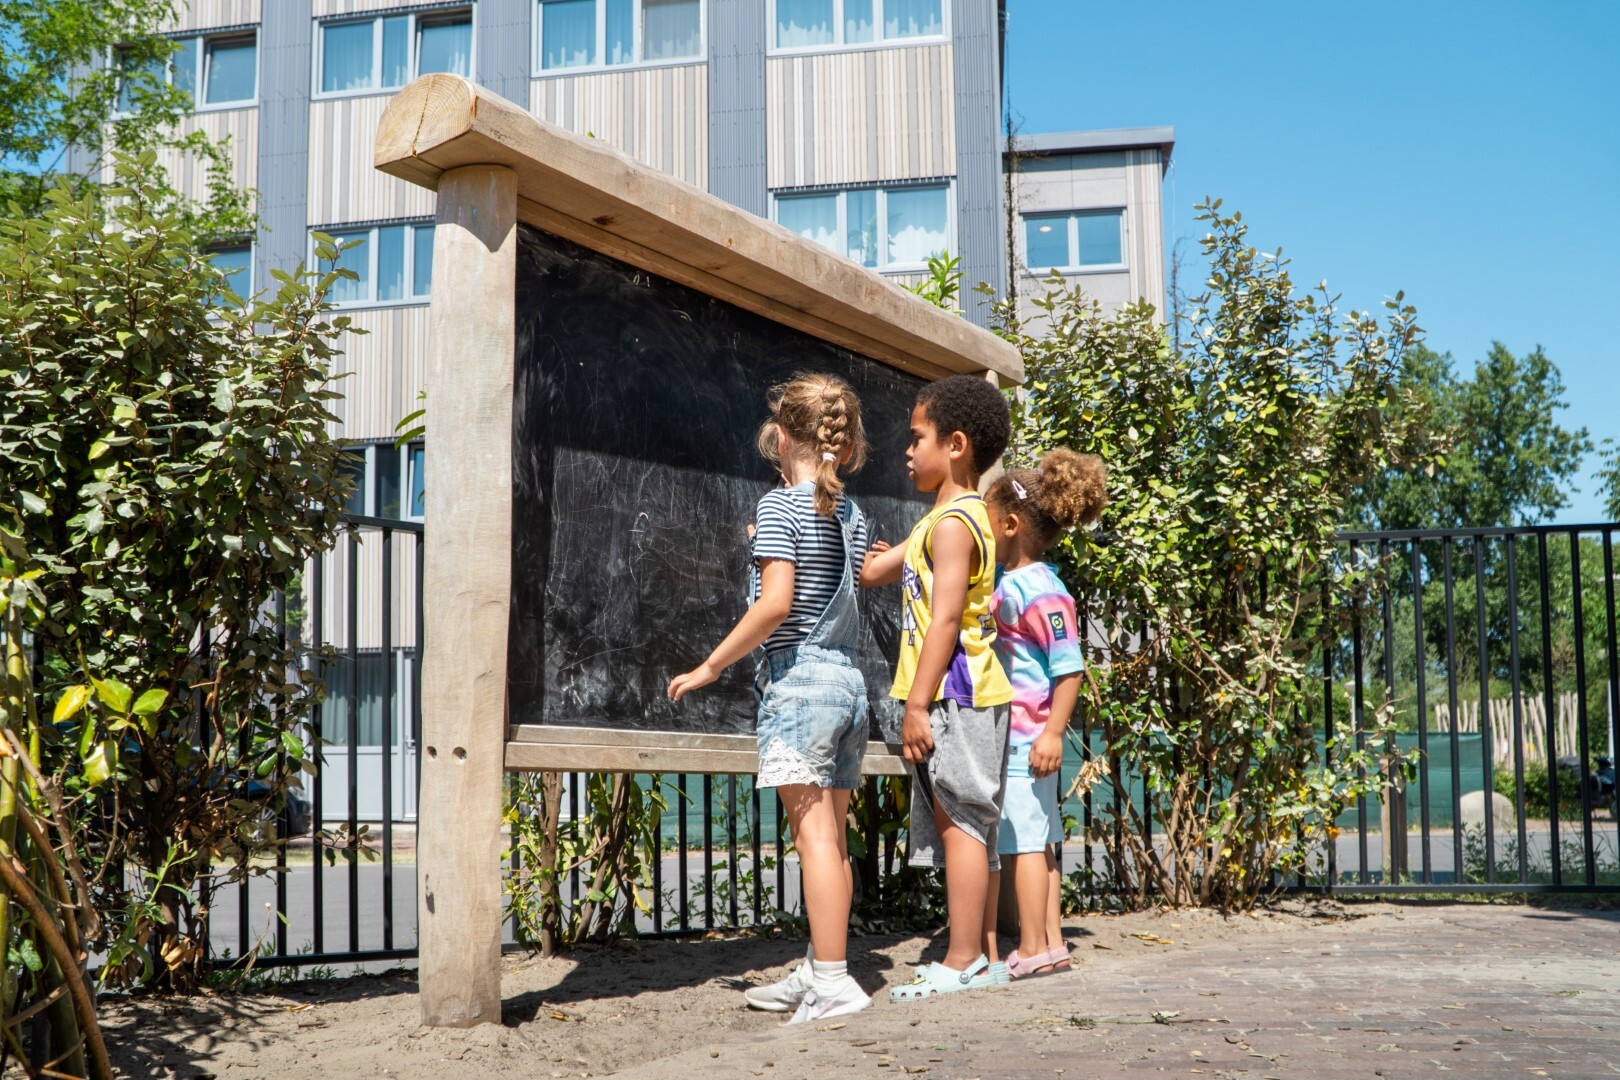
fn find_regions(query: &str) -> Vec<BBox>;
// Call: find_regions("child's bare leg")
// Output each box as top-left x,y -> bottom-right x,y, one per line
781,784 -> 850,963
833,787 -> 855,924
1044,846 -> 1068,966
935,805 -> 989,971
982,869 -> 1001,963
1011,851 -> 1050,967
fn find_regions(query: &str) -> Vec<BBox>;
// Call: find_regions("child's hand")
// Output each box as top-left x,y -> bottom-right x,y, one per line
869,539 -> 891,553
667,662 -> 718,701
1030,730 -> 1064,778
901,702 -> 934,764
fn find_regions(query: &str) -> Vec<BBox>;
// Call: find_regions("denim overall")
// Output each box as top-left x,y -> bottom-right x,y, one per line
749,490 -> 870,789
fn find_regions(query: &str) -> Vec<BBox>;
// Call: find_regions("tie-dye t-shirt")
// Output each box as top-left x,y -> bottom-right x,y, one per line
992,562 -> 1083,746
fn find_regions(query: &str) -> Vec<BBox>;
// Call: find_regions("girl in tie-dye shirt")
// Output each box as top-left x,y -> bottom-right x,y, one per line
982,449 -> 1107,978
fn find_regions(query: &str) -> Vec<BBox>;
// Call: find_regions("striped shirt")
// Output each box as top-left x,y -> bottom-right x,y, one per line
753,482 -> 868,654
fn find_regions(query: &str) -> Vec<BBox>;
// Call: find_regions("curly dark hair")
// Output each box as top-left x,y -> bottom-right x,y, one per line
915,374 -> 1012,476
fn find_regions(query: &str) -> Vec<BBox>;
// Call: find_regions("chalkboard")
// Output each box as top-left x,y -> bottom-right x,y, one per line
510,224 -> 930,739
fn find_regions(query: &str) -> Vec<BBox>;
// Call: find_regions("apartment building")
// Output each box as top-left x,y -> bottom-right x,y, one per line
119,0 -> 1171,818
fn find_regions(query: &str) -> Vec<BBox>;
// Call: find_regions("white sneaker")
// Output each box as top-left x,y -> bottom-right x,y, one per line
786,977 -> 872,1025
744,961 -> 811,1012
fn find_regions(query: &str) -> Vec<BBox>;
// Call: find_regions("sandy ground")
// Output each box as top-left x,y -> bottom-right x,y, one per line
90,899 -> 1620,1079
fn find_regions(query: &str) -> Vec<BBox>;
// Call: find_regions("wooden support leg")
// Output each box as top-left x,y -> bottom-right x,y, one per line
418,163 -> 517,1028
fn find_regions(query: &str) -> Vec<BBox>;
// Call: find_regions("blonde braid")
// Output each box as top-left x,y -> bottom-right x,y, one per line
812,379 -> 850,518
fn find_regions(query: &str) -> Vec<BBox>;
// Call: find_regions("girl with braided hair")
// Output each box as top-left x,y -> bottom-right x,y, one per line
668,373 -> 874,1023
981,448 -> 1107,978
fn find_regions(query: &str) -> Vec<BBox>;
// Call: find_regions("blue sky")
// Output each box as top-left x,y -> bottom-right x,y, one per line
1005,0 -> 1620,524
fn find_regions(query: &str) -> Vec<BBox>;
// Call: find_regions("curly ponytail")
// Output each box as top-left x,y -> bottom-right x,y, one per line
987,448 -> 1107,547
756,373 -> 868,519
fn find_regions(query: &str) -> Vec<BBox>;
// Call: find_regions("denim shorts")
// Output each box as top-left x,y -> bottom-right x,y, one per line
755,644 -> 869,790
997,743 -> 1064,855
907,700 -> 1011,872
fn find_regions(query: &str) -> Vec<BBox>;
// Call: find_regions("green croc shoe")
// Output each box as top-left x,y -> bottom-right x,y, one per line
889,956 -> 999,1002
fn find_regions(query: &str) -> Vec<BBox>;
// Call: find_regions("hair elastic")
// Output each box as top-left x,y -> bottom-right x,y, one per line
822,452 -> 836,462
1009,479 -> 1029,500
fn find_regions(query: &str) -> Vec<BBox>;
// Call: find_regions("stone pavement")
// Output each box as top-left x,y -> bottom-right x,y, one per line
625,904 -> 1620,1080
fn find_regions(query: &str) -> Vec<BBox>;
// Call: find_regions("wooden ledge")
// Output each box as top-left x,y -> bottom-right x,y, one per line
375,74 -> 1023,387
506,724 -> 909,776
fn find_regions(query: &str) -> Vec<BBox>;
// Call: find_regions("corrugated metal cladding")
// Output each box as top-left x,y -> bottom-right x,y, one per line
312,538 -> 421,653
766,44 -> 956,190
130,111 -> 259,198
311,0 -> 458,16
162,0 -> 261,32
327,306 -> 433,441
1125,149 -> 1165,313
475,0 -> 531,106
707,0 -> 768,216
530,66 -> 710,188
256,3 -> 310,291
951,0 -> 1002,328
307,97 -> 438,224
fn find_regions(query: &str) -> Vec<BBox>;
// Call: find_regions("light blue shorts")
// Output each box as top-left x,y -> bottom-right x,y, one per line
996,743 -> 1064,856
755,644 -> 869,790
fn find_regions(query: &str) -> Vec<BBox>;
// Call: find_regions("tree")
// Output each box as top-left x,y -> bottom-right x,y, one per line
0,0 -> 253,237
1353,343 -> 1591,531
1000,200 -> 1439,908
0,155 -> 350,990
1595,440 -> 1620,522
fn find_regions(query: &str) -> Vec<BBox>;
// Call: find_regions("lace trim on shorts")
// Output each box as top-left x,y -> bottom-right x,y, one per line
758,736 -> 825,788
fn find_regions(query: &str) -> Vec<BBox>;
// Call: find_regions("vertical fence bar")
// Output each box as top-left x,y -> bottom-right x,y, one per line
1380,539 -> 1401,883
346,532 -> 361,954
652,779 -> 664,934
1473,537 -> 1496,882
275,590 -> 289,957
1322,577 -> 1336,889
775,790 -> 786,917
703,774 -> 714,929
1506,536 -> 1529,882
726,774 -> 740,929
1442,537 -> 1464,880
1537,531 -> 1562,886
1604,530 -> 1620,860
381,527 -> 395,949
569,775 -> 581,906
677,774 -> 689,933
1569,532 -> 1596,884
1350,541 -> 1369,884
237,617 -> 251,960
1411,541 -> 1432,883
311,551 -> 326,954
749,780 -> 762,926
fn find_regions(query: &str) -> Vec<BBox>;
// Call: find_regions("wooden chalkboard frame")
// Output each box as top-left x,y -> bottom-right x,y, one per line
374,74 -> 1021,1026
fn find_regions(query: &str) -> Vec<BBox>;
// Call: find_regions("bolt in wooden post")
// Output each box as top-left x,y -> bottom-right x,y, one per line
417,163 -> 517,1028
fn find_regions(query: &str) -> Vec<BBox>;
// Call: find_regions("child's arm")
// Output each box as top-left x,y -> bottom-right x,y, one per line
860,540 -> 904,587
900,517 -> 976,763
668,559 -> 795,700
1029,673 -> 1078,778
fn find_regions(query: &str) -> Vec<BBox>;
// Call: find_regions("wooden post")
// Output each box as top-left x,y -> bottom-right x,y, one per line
418,164 -> 517,1028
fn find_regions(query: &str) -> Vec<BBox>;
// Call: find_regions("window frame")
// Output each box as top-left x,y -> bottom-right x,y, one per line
770,181 -> 954,274
1020,207 -> 1129,275
312,6 -> 477,101
533,0 -> 707,77
338,440 -> 422,522
766,0 -> 950,57
311,220 -> 436,309
114,27 -> 259,116
204,240 -> 255,306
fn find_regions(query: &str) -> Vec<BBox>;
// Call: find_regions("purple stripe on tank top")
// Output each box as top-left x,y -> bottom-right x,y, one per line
940,645 -> 976,706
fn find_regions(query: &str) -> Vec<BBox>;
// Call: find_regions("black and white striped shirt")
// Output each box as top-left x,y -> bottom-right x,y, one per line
753,483 -> 869,654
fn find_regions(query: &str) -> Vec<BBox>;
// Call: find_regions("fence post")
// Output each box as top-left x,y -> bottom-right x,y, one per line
414,162 -> 518,1027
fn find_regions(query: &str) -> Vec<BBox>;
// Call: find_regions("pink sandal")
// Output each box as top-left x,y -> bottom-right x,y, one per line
1042,945 -> 1072,972
1004,949 -> 1053,979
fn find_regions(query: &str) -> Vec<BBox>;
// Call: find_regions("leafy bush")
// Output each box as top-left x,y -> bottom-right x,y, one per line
0,155 -> 353,989
998,201 -> 1439,908
1495,762 -> 1595,822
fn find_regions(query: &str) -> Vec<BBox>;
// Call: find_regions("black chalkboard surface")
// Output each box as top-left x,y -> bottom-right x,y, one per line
511,224 -> 930,739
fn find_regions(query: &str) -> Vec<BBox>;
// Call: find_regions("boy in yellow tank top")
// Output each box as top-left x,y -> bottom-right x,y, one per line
861,374 -> 1014,1000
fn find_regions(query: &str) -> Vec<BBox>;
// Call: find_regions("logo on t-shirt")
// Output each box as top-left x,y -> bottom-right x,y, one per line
1048,611 -> 1069,640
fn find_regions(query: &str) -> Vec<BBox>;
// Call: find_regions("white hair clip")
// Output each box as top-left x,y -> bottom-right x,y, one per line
822,452 -> 836,462
1009,479 -> 1029,501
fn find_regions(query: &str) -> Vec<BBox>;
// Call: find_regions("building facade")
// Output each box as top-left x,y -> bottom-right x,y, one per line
124,0 -> 1171,819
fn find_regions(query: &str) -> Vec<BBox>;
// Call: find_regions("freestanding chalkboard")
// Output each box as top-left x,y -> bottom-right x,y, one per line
374,75 -> 1022,1027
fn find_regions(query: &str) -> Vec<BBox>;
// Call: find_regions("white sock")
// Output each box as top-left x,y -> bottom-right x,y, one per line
810,958 -> 848,991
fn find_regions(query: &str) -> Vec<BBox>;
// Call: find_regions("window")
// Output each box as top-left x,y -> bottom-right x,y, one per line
338,442 -> 421,520
772,0 -> 942,51
1023,209 -> 1126,271
315,222 -> 435,306
774,183 -> 949,270
407,443 -> 426,520
117,31 -> 256,112
317,9 -> 472,97
537,0 -> 702,71
205,242 -> 252,306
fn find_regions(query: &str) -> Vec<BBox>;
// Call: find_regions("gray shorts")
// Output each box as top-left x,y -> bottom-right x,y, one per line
906,699 -> 1011,873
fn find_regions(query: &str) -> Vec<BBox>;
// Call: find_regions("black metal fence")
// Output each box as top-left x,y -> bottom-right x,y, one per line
205,517 -> 1620,969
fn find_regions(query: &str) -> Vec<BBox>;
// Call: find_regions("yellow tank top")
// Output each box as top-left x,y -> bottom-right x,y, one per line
890,495 -> 1013,708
